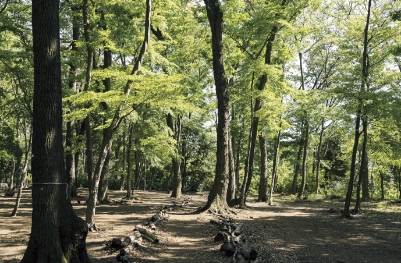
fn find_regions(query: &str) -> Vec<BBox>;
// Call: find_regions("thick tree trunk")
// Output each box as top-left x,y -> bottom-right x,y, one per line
257,134 -> 268,202
202,0 -> 230,213
21,1 -> 90,260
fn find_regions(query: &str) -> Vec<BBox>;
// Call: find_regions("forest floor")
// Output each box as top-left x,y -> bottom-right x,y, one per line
0,189 -> 401,263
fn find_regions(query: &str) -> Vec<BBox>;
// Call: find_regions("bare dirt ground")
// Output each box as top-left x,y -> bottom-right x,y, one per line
0,189 -> 401,263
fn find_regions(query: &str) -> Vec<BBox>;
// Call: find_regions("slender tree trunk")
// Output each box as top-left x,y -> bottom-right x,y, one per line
120,124 -> 127,191
292,141 -> 303,194
380,172 -> 385,200
202,0 -> 230,213
297,120 -> 309,199
126,122 -> 134,199
355,116 -> 369,212
258,134 -> 268,202
11,132 -> 32,217
315,119 -> 325,196
269,130 -> 281,205
98,151 -> 110,202
227,135 -> 236,205
66,7 -> 79,198
344,0 -> 371,218
85,0 -> 151,230
398,168 -> 401,199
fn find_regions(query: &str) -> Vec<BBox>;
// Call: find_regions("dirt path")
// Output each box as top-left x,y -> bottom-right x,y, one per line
1,189 -> 401,263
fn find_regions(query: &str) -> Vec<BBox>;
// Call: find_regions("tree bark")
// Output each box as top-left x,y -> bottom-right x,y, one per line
66,9 -> 79,198
126,122 -> 134,199
21,0 -> 90,260
297,119 -> 309,199
315,119 -> 325,196
85,0 -> 151,230
227,135 -> 236,205
380,171 -> 385,200
11,131 -> 32,217
167,114 -> 183,198
269,130 -> 281,205
202,0 -> 230,213
257,134 -> 268,202
344,0 -> 371,218
292,140 -> 303,194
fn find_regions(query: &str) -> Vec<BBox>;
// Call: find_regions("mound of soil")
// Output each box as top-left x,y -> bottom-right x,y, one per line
0,189 -> 400,263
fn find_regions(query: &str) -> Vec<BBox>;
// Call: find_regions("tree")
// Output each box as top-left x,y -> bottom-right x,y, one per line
21,0 -> 90,261
202,0 -> 231,213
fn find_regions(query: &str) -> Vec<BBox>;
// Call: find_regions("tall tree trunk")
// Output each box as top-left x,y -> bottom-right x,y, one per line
292,140 -> 303,194
227,135 -> 236,205
258,134 -> 268,202
344,0 -> 371,218
202,0 -> 230,213
21,1 -> 90,260
98,151 -> 110,202
120,123 -> 127,191
297,119 -> 309,199
167,114 -> 183,198
268,130 -> 281,205
85,0 -> 151,230
355,116 -> 369,212
239,24 -> 278,207
126,122 -> 134,199
315,118 -> 325,196
380,172 -> 385,200
66,6 -> 80,198
11,131 -> 32,217
97,11 -> 112,202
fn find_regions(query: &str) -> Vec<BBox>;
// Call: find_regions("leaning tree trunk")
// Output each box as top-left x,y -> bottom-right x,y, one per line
11,132 -> 32,217
21,0 -> 90,261
202,0 -> 230,213
344,0 -> 371,218
86,0 -> 151,230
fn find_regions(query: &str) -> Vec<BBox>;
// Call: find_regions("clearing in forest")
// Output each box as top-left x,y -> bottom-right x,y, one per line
0,189 -> 401,263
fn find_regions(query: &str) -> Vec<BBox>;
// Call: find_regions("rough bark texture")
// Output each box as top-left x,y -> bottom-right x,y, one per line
202,0 -> 230,213
21,1 -> 90,261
